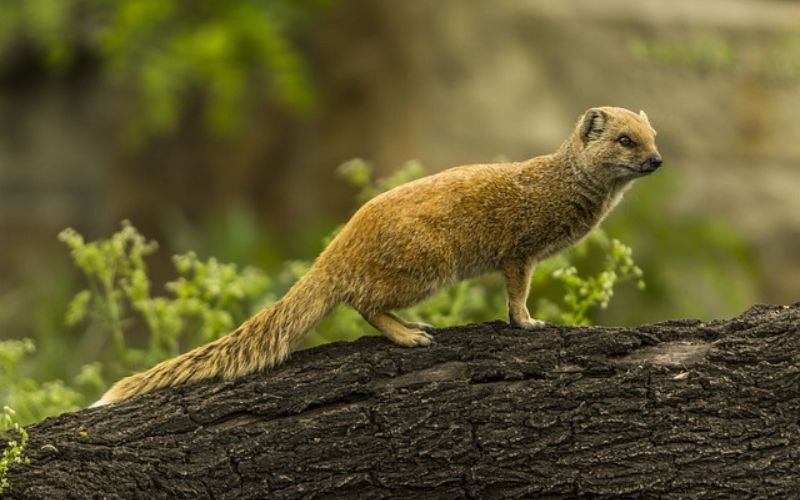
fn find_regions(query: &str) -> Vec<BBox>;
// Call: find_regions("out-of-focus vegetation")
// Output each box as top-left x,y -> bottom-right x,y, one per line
629,31 -> 800,83
59,222 -> 272,377
0,0 -> 323,142
0,338 -> 90,424
628,33 -> 737,73
601,170 -> 760,324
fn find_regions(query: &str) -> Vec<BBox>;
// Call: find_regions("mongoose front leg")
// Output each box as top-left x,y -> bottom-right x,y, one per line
502,259 -> 545,329
390,312 -> 434,331
362,311 -> 434,347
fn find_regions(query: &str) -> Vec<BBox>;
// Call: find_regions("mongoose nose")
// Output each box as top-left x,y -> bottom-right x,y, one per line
648,155 -> 663,169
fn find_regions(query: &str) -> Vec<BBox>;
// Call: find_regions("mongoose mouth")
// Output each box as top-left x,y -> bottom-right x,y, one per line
622,157 -> 663,176
619,164 -> 659,177
637,164 -> 661,175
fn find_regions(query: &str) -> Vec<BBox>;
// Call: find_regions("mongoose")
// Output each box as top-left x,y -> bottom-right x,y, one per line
95,106 -> 662,406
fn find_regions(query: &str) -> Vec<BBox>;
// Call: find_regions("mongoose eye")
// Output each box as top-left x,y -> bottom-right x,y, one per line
617,135 -> 636,148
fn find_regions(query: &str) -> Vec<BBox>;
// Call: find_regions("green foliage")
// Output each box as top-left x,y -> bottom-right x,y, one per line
0,0 -> 324,142
0,0 -> 75,72
760,33 -> 800,83
338,158 -> 428,204
59,222 -> 160,369
601,169 -> 759,324
162,205 -> 285,272
628,33 -> 737,73
59,221 -> 270,376
0,221 -> 271,426
0,338 -> 89,426
629,30 -> 800,84
546,233 -> 643,326
0,407 -> 29,495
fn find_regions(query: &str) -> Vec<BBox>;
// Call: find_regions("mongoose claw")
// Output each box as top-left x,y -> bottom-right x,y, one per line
512,318 -> 547,330
410,329 -> 435,346
405,321 -> 434,331
394,329 -> 434,347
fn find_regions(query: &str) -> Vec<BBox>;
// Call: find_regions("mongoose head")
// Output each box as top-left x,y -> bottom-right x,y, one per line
574,106 -> 662,182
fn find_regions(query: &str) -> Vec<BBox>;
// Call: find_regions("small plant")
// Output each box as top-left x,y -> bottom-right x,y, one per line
59,221 -> 271,377
547,232 -> 644,325
59,223 -> 159,370
0,406 -> 29,495
0,339 -> 89,425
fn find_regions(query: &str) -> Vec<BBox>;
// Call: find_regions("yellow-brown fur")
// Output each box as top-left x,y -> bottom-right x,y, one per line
95,106 -> 662,406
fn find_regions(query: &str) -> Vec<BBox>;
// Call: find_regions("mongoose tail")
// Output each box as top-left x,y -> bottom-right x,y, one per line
93,265 -> 339,406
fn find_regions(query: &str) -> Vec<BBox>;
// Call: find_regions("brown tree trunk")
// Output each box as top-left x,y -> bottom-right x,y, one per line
4,303 -> 800,499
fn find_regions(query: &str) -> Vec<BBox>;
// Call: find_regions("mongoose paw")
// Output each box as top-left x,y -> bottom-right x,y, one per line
391,329 -> 434,347
512,318 -> 546,330
404,321 -> 434,331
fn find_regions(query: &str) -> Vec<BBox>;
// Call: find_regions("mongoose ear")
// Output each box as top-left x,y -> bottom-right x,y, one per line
639,110 -> 658,136
579,108 -> 607,143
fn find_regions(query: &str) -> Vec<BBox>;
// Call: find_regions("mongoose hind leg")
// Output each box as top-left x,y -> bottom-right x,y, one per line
502,258 -> 545,329
362,311 -> 434,347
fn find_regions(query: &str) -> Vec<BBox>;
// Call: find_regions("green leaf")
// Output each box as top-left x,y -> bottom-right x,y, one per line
65,290 -> 91,326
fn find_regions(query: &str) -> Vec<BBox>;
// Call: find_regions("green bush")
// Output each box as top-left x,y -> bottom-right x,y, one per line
59,221 -> 271,379
0,338 -> 99,425
0,0 -> 325,142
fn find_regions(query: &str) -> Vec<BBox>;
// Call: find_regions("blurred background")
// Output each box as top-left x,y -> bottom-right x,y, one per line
0,0 -> 799,417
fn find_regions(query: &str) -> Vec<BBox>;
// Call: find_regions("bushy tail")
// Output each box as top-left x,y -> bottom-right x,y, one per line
94,266 -> 339,406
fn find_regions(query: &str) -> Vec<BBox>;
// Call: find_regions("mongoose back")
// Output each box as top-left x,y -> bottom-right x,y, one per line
95,106 -> 662,405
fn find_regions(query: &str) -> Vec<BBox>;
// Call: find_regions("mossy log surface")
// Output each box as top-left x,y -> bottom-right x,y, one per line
4,303 -> 800,499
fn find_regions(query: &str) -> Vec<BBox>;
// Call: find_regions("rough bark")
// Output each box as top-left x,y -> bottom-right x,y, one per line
4,303 -> 800,499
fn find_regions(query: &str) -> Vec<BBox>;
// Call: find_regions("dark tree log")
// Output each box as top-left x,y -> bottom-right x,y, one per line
4,304 -> 800,499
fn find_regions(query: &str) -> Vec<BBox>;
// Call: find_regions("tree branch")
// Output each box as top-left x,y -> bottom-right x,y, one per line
5,303 -> 800,498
